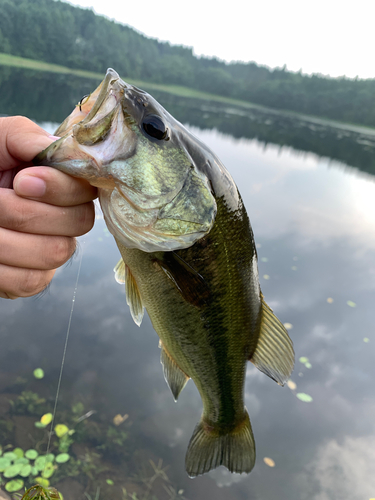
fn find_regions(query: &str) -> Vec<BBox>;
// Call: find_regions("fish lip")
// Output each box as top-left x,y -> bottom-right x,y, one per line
81,68 -> 121,126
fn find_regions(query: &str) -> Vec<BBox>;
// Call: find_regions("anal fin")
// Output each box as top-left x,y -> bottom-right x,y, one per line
250,294 -> 294,386
160,342 -> 189,401
114,258 -> 144,327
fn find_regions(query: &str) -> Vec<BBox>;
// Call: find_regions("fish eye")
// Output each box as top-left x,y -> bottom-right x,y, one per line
142,114 -> 168,141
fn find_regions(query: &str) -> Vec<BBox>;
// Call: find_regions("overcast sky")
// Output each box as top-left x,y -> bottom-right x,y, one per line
65,0 -> 374,79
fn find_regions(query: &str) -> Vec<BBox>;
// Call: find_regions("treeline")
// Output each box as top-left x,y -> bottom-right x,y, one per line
1,0 -> 375,127
1,66 -> 374,177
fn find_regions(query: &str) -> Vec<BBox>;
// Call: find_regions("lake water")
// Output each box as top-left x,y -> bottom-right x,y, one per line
1,67 -> 375,500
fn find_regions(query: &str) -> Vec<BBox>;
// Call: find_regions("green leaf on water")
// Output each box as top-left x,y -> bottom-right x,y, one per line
106,479 -> 114,485
347,300 -> 356,308
13,448 -> 24,459
19,464 -> 32,477
299,357 -> 309,364
31,465 -> 39,476
25,449 -> 39,460
14,457 -> 29,465
3,452 -> 17,461
5,479 -> 24,492
41,413 -> 53,425
42,462 -> 55,479
35,421 -> 47,429
55,453 -> 70,464
35,456 -> 48,471
364,337 -> 370,343
296,392 -> 313,403
0,458 -> 11,472
35,477 -> 50,488
33,368 -> 45,379
3,463 -> 23,478
305,362 -> 312,369
55,424 -> 69,438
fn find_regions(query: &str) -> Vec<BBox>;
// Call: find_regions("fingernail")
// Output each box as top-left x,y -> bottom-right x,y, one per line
15,175 -> 46,198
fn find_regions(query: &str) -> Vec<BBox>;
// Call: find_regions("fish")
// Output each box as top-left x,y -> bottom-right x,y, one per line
34,68 -> 294,477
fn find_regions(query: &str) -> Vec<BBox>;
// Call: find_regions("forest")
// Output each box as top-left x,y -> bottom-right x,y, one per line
1,0 -> 375,127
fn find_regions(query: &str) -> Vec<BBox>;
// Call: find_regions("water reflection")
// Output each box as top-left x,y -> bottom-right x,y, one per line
0,67 -> 375,499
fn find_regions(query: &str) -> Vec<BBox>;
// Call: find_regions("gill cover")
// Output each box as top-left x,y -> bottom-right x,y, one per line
34,68 -> 217,252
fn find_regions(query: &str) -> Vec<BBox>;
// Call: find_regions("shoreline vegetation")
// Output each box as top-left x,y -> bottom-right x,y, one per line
1,52 -> 375,137
1,0 -> 375,129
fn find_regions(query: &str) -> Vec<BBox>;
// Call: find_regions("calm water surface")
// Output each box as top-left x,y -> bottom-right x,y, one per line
0,68 -> 375,500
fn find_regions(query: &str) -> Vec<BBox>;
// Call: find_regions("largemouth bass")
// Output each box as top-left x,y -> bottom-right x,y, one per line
34,69 -> 294,477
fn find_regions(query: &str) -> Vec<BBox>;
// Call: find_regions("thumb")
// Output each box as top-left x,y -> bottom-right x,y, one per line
0,116 -> 58,171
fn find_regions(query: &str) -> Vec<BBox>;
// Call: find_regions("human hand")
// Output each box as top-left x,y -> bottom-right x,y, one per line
0,116 -> 97,299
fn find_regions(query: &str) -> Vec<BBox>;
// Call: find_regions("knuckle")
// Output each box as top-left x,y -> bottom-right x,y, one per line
19,269 -> 49,297
46,237 -> 76,268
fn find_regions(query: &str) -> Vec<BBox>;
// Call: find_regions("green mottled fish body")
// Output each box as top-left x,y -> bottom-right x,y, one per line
34,69 -> 294,477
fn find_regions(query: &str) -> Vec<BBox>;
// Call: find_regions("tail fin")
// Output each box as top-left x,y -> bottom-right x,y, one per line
185,410 -> 255,477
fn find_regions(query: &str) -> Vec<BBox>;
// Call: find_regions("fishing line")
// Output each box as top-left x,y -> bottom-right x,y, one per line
44,246 -> 84,460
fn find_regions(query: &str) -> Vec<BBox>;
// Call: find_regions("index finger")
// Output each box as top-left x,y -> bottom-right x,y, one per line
0,116 -> 56,170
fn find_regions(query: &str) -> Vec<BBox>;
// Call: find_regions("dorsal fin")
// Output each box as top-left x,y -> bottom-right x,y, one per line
250,295 -> 294,386
114,258 -> 144,326
160,341 -> 189,401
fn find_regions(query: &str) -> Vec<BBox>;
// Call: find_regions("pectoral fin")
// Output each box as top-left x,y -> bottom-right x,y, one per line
114,258 -> 144,326
250,295 -> 294,386
160,342 -> 189,401
154,252 -> 210,308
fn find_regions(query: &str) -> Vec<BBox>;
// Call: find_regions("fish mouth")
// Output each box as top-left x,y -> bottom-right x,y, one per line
56,68 -> 122,138
33,68 -> 134,188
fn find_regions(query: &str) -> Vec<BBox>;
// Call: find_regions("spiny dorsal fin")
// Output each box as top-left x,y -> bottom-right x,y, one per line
250,294 -> 294,386
114,258 -> 144,326
160,341 -> 189,401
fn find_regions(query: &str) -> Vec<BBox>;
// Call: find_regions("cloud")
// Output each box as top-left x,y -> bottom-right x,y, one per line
295,434 -> 375,500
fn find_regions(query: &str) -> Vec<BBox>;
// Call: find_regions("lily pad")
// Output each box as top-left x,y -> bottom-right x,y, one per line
33,368 -> 45,379
55,424 -> 69,438
3,452 -> 17,461
35,421 -> 47,429
31,465 -> 39,476
35,456 -> 48,471
5,479 -> 24,492
13,448 -> 24,458
14,457 -> 29,465
41,413 -> 53,425
25,449 -> 39,460
20,464 -> 32,477
35,477 -> 50,488
55,453 -> 70,464
0,457 -> 11,472
3,463 -> 24,478
42,462 -> 55,479
296,392 -> 313,403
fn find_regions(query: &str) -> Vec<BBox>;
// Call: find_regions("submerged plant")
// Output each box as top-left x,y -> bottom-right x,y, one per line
20,484 -> 60,500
